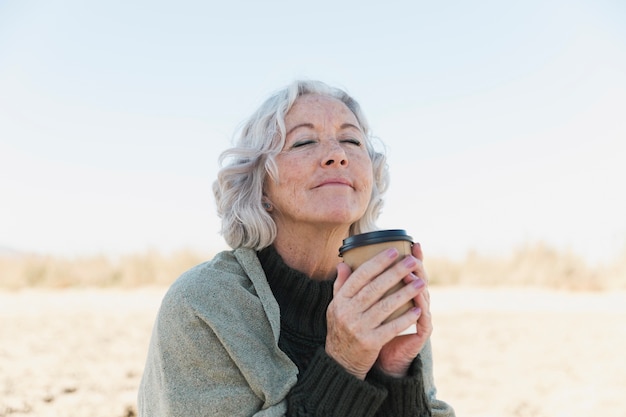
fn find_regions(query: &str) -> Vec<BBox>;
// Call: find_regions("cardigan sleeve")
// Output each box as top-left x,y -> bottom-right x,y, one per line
137,258 -> 298,417
420,339 -> 456,417
286,347 -> 387,417
284,346 -> 454,417
366,355 -> 431,417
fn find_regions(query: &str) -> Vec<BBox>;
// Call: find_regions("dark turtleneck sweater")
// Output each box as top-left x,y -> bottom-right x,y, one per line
258,245 -> 431,417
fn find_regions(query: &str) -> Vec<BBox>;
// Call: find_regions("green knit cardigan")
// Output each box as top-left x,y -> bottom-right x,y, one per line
137,248 -> 455,416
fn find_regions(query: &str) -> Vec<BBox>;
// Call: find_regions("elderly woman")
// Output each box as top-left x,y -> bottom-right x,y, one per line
138,80 -> 455,416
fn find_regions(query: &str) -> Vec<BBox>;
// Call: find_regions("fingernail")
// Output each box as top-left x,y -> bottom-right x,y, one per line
412,278 -> 425,289
411,307 -> 422,315
403,256 -> 417,267
387,248 -> 399,258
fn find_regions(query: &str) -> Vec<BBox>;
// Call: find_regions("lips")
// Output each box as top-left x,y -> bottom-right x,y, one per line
314,178 -> 354,188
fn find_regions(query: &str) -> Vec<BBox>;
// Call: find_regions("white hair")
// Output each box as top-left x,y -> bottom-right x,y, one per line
213,80 -> 389,250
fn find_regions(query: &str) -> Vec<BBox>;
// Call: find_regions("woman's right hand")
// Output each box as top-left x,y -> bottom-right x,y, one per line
325,248 -> 426,380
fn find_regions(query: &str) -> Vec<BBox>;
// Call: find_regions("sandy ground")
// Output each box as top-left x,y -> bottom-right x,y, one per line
1,287 -> 625,417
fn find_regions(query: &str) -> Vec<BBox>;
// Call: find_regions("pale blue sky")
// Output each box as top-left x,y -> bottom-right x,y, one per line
1,0 -> 625,263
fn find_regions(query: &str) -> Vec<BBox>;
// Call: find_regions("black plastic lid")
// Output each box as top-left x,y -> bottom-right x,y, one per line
339,229 -> 413,256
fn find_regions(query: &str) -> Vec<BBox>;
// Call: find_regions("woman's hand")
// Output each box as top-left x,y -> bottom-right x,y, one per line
375,242 -> 433,377
325,244 -> 430,380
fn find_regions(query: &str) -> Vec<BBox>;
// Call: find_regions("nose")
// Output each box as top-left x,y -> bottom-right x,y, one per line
322,140 -> 348,167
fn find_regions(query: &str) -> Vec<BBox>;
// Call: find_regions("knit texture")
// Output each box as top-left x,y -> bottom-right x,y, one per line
258,245 -> 431,417
368,358 -> 432,417
138,248 -> 454,416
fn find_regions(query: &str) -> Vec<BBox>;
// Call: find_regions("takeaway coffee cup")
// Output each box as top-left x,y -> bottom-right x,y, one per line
339,229 -> 414,323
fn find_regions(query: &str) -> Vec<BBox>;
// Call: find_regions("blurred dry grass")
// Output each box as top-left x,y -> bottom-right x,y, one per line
0,249 -> 208,289
427,242 -> 626,291
1,242 -> 625,290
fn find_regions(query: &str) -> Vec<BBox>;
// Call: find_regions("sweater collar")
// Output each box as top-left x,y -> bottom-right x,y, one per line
257,245 -> 334,339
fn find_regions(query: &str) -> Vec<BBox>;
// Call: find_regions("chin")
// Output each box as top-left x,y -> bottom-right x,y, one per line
310,197 -> 368,223
316,208 -> 363,226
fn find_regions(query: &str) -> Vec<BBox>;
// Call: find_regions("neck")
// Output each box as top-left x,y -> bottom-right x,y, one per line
272,224 -> 349,281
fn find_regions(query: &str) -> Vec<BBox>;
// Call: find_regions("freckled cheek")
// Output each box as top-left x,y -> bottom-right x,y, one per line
277,161 -> 309,198
282,160 -> 308,179
353,157 -> 374,192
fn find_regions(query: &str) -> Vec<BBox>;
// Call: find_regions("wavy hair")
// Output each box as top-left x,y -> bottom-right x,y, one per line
213,80 -> 389,250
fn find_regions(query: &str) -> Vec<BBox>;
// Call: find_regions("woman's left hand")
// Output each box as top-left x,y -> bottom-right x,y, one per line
375,242 -> 433,377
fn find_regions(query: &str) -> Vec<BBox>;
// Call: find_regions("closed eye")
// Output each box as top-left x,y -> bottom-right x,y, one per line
292,139 -> 316,148
341,138 -> 362,146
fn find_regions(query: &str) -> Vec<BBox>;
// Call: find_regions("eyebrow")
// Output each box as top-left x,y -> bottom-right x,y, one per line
286,122 -> 362,137
286,123 -> 315,137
